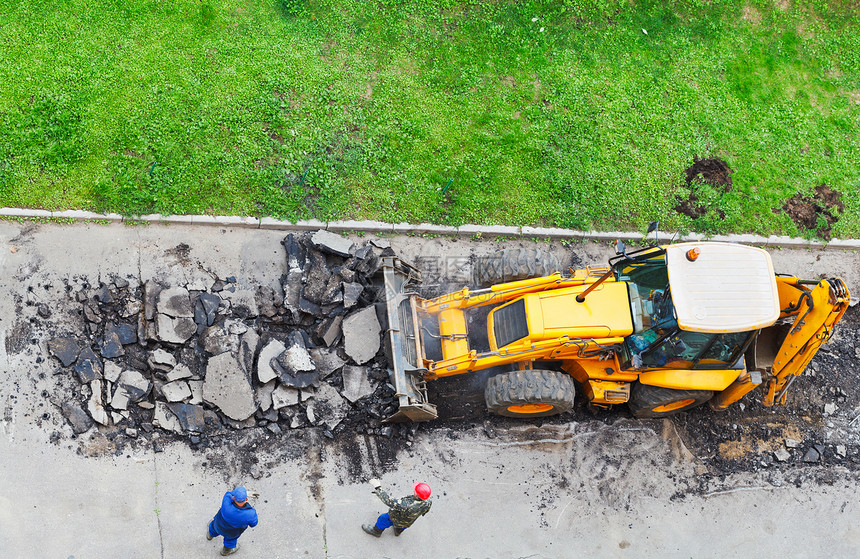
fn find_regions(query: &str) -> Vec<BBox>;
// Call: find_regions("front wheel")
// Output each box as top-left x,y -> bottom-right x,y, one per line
485,370 -> 576,418
628,382 -> 713,418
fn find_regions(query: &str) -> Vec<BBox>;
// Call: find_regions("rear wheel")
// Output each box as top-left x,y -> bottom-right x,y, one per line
472,249 -> 561,288
485,370 -> 576,418
628,382 -> 713,418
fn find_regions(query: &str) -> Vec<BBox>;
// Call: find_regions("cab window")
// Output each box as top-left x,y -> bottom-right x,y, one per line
626,329 -> 752,370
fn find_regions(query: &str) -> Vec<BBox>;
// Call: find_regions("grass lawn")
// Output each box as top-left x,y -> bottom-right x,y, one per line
0,0 -> 858,237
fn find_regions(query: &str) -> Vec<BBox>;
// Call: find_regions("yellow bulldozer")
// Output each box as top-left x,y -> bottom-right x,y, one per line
380,236 -> 850,421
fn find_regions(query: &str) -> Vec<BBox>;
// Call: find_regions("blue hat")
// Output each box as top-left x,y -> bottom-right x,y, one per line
232,487 -> 248,502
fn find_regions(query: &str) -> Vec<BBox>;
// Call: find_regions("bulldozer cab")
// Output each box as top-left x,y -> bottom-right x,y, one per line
616,243 -> 779,373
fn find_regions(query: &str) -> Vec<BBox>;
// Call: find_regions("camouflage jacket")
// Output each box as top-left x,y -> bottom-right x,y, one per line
374,488 -> 432,528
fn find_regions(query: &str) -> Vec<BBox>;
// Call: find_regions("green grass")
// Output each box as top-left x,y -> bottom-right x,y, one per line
0,0 -> 858,237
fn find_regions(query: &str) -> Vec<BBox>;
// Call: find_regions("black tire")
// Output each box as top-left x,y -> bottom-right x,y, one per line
628,382 -> 714,418
485,370 -> 576,418
472,249 -> 561,288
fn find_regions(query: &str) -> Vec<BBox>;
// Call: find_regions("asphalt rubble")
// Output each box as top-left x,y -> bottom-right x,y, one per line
44,230 -> 417,456
28,232 -> 860,489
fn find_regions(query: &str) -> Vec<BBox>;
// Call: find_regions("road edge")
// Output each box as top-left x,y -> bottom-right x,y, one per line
2,207 -> 859,250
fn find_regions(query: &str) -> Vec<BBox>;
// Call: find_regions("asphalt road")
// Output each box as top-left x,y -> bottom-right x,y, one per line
1,222 -> 859,559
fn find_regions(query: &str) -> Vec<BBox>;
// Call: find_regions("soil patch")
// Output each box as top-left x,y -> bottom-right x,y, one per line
684,157 -> 733,191
674,157 -> 732,220
674,192 -> 726,220
779,184 -> 844,239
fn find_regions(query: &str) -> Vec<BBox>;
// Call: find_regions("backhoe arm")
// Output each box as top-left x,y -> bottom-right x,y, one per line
762,277 -> 850,406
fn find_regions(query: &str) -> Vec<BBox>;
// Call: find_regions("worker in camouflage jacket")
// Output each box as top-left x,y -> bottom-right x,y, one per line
362,478 -> 432,537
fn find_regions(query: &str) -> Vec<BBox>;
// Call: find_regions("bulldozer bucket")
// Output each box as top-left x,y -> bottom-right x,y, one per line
380,256 -> 438,422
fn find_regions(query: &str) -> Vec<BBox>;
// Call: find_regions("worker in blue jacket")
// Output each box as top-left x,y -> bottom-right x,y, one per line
207,486 -> 259,556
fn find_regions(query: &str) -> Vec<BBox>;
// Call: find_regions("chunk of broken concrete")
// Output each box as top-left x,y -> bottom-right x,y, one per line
257,286 -> 279,318
341,365 -> 374,403
225,319 -> 248,336
48,337 -> 80,367
87,380 -> 110,426
188,380 -> 204,405
143,280 -> 162,321
203,352 -> 257,421
302,251 -> 332,304
312,383 -> 350,430
272,332 -> 318,388
221,289 -> 259,318
161,381 -> 192,403
104,361 -> 122,384
166,363 -> 193,382
199,292 -> 220,322
322,276 -> 344,305
105,322 -> 137,345
271,385 -> 300,410
157,287 -> 194,318
166,403 -> 211,432
342,306 -> 381,365
773,448 -> 791,462
194,298 -> 208,335
61,402 -> 93,434
154,401 -> 182,432
199,323 -> 239,356
318,315 -> 343,347
111,385 -> 130,411
300,386 -> 316,401
309,348 -> 346,380
98,331 -> 125,359
238,328 -> 261,377
83,301 -> 102,324
156,314 -> 197,344
802,447 -> 820,463
74,347 -> 103,383
256,380 -> 277,412
122,299 -> 142,319
343,282 -> 363,309
257,339 -> 286,384
311,229 -> 354,258
185,271 -> 215,292
118,369 -> 151,403
297,296 -> 321,316
282,268 -> 303,321
96,283 -> 114,304
148,348 -> 176,372
283,233 -> 307,271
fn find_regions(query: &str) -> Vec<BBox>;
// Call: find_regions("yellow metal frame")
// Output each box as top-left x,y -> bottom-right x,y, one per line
638,369 -> 741,391
762,277 -> 850,406
408,257 -> 849,413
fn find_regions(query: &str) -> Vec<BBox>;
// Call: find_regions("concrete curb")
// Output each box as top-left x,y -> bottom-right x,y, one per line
2,207 -> 859,250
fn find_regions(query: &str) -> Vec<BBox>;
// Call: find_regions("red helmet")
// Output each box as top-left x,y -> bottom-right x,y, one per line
413,482 -> 431,500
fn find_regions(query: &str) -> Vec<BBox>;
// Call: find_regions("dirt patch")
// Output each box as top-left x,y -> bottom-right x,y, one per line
4,320 -> 32,355
779,184 -> 844,239
674,157 -> 732,220
164,243 -> 192,264
674,192 -> 726,220
684,157 -> 733,191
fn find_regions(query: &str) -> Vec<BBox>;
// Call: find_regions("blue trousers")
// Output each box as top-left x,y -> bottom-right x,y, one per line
375,513 -> 406,532
209,520 -> 239,549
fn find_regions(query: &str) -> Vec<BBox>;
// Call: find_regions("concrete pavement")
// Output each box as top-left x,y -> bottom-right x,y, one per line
1,221 -> 859,558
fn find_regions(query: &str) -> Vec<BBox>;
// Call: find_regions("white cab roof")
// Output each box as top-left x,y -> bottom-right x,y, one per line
666,242 -> 780,333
